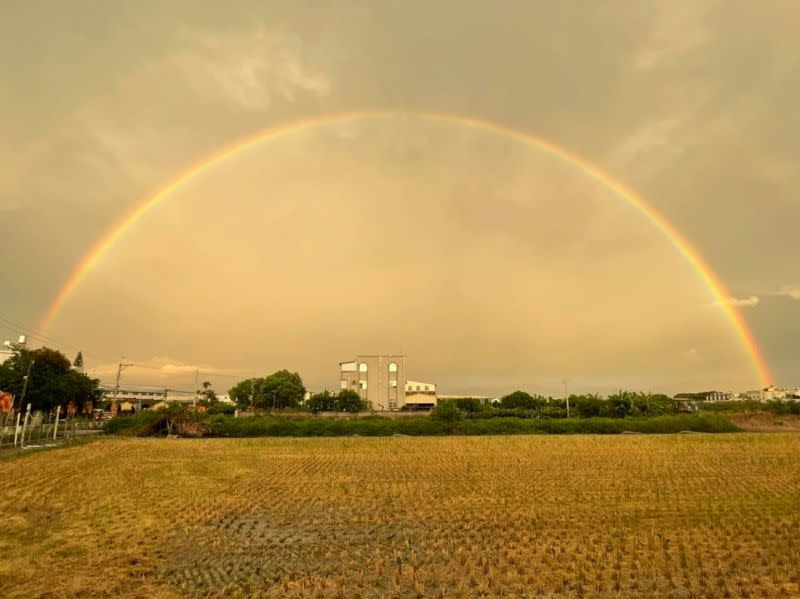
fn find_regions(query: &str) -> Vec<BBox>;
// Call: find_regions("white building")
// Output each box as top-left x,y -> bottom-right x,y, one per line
404,380 -> 438,410
742,386 -> 795,401
101,388 -> 167,406
339,355 -> 407,410
1,335 -> 27,365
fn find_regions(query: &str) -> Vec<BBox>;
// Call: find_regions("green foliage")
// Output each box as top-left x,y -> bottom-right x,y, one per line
197,380 -> 217,404
699,399 -> 800,415
206,402 -> 236,415
208,413 -> 737,437
498,391 -> 547,410
440,391 -> 682,420
306,390 -> 336,414
449,398 -> 489,413
228,378 -> 258,408
335,389 -> 370,413
307,389 -> 371,413
103,404 -> 211,437
431,400 -> 465,424
0,347 -> 101,413
228,370 -> 306,410
260,370 -> 305,410
73,351 -> 84,368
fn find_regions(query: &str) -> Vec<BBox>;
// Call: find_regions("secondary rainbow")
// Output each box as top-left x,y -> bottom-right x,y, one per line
38,110 -> 773,385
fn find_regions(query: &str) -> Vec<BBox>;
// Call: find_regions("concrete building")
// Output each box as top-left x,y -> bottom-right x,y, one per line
101,388 -> 167,408
1,335 -> 27,365
339,355 -> 407,411
405,380 -> 438,410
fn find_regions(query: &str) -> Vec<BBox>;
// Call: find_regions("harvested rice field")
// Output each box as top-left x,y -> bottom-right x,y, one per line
1,434 -> 799,598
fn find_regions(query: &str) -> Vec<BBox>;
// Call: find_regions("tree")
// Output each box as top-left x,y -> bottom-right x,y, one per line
0,347 -> 100,413
229,372 -> 305,411
608,390 -> 638,418
335,389 -> 368,413
499,390 -> 545,410
431,400 -> 464,424
197,380 -> 217,404
573,394 -> 605,418
258,370 -> 305,411
307,390 -> 336,414
229,378 -> 260,409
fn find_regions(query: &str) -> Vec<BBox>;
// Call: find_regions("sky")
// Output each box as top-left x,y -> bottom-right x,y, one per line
1,1 -> 798,396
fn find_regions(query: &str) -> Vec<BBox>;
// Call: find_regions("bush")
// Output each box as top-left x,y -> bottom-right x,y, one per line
103,405 -> 212,437
207,413 -> 738,437
698,399 -> 800,415
206,403 -> 237,415
431,401 -> 465,425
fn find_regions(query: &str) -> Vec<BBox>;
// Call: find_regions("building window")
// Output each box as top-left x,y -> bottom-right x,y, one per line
424,385 -> 429,391
416,385 -> 421,391
360,381 -> 368,390
390,380 -> 397,388
389,362 -> 398,373
340,380 -> 348,390
359,363 -> 368,373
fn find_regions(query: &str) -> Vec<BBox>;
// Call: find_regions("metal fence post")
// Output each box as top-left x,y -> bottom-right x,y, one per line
13,411 -> 21,447
53,405 -> 61,441
20,404 -> 31,448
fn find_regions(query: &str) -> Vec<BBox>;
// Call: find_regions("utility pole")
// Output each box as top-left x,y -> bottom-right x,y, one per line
194,369 -> 199,409
563,379 -> 570,419
114,359 -> 133,410
249,378 -> 255,409
16,358 -> 35,415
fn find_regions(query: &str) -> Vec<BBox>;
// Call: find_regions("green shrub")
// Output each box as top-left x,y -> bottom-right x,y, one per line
103,405 -> 211,437
206,402 -> 237,415
430,401 -> 465,425
206,413 -> 738,437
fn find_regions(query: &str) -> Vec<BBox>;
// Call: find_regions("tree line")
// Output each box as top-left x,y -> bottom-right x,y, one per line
227,370 -> 370,413
438,390 -> 684,420
0,347 -> 101,413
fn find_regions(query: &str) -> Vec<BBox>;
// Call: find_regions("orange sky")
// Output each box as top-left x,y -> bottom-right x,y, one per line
1,1 -> 798,395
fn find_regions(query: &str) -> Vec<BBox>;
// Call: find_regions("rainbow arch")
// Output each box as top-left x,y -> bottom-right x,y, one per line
37,110 -> 772,385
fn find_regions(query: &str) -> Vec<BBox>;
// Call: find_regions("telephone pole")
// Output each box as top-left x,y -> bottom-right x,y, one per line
16,357 -> 35,415
114,359 -> 133,405
563,379 -> 570,419
194,369 -> 199,409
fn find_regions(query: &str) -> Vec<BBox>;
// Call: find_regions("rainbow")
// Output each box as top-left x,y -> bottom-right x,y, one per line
38,110 -> 772,385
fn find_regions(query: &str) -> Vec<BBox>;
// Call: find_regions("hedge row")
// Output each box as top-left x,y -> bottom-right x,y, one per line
105,412 -> 738,437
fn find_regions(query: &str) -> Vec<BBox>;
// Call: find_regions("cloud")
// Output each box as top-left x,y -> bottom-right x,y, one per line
606,117 -> 685,180
172,26 -> 331,111
769,288 -> 800,300
89,356 -> 245,385
712,296 -> 760,308
633,3 -> 709,71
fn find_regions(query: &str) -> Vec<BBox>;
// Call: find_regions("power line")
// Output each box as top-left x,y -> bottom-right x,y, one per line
0,315 -> 113,364
0,313 -> 261,385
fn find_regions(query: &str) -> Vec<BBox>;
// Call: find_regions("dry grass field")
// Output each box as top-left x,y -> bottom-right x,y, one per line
1,434 -> 799,598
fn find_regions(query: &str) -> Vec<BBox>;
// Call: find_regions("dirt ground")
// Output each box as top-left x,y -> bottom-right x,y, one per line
1,434 -> 799,598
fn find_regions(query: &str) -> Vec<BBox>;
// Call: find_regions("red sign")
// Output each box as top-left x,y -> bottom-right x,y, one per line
0,392 -> 12,413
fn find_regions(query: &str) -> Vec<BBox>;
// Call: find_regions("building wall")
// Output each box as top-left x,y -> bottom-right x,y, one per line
406,380 -> 436,394
405,392 -> 438,407
340,355 -> 407,410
